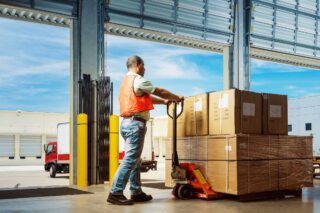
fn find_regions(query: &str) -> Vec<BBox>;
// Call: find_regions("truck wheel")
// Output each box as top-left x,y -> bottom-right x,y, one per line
50,164 -> 57,178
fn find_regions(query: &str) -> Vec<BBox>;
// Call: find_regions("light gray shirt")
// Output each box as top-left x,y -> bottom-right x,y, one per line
127,71 -> 156,120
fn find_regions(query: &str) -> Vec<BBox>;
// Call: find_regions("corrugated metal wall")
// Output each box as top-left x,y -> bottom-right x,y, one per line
107,0 -> 234,44
252,0 -> 320,57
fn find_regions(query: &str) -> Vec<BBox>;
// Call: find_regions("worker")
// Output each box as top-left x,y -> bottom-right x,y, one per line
107,55 -> 184,205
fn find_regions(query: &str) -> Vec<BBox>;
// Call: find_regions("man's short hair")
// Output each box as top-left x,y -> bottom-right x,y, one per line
127,56 -> 143,69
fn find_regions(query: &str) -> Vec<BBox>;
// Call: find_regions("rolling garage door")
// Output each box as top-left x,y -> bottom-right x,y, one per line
0,135 -> 15,157
20,136 -> 42,158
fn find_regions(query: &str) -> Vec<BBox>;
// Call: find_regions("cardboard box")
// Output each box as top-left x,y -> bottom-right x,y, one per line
279,159 -> 313,190
185,94 -> 209,136
277,135 -> 313,159
165,160 -> 279,195
165,159 -> 313,195
205,135 -> 279,160
165,159 -> 313,194
167,93 -> 209,137
209,89 -> 262,135
208,160 -> 279,195
262,93 -> 288,135
165,135 -> 313,161
165,136 -> 205,160
165,135 -> 279,161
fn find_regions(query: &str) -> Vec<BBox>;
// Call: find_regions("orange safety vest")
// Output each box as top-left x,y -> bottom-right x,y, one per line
119,75 -> 154,117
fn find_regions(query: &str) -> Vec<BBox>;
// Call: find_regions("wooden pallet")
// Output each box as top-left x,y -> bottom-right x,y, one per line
224,189 -> 302,202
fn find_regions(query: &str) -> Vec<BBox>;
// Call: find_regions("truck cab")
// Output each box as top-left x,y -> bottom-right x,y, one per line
44,141 -> 58,169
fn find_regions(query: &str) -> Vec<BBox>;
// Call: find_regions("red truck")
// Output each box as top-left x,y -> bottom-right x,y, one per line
44,123 -> 70,178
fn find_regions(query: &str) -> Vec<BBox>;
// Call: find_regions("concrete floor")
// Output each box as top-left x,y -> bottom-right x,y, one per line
0,166 -> 69,189
1,165 -> 320,213
0,182 -> 320,213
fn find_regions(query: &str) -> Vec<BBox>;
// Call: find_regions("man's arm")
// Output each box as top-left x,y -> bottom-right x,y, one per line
153,87 -> 183,101
151,95 -> 170,105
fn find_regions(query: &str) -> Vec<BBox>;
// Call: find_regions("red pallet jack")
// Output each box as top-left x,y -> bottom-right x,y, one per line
167,101 -> 222,200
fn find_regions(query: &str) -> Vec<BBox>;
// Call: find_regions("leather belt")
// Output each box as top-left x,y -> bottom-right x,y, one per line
125,116 -> 147,124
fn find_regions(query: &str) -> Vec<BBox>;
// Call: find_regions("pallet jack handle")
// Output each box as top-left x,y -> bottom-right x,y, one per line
167,101 -> 184,168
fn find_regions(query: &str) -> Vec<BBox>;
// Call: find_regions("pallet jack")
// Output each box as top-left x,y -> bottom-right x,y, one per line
167,101 -> 222,200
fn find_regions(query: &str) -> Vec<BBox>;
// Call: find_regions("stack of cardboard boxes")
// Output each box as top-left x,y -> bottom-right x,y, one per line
165,89 -> 313,195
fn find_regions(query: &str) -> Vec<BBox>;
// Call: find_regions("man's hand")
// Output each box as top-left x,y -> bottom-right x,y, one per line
178,96 -> 184,102
163,99 -> 171,105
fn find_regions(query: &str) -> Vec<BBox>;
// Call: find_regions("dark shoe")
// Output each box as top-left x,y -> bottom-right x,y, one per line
131,192 -> 153,202
107,193 -> 134,205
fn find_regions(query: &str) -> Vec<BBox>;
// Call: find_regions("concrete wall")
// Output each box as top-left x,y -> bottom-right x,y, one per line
288,95 -> 320,155
0,110 -> 69,166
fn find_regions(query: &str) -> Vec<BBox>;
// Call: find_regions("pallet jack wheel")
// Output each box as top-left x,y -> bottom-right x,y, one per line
172,184 -> 181,199
177,184 -> 192,199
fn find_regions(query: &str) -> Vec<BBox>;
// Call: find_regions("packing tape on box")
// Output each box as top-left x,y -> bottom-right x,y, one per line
219,93 -> 223,134
225,135 -> 230,192
205,135 -> 208,180
193,97 -> 199,140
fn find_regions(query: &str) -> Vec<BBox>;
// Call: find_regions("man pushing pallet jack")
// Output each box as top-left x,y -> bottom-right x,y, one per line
167,101 -> 222,200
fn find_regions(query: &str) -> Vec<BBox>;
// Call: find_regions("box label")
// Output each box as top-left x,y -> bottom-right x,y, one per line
225,145 -> 232,151
242,102 -> 255,116
219,94 -> 229,108
270,105 -> 282,118
194,98 -> 202,112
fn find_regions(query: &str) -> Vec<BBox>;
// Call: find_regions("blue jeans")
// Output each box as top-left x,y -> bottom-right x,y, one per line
110,118 -> 147,195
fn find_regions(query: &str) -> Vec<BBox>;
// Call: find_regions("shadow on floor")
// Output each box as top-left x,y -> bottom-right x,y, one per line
53,175 -> 69,179
0,187 -> 92,199
142,182 -> 172,190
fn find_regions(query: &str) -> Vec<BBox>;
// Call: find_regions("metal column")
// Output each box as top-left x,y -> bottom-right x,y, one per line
70,16 -> 80,185
228,0 -> 251,90
71,0 -> 105,185
223,46 -> 232,90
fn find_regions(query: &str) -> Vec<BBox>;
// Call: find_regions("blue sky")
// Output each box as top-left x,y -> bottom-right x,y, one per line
0,18 -> 320,116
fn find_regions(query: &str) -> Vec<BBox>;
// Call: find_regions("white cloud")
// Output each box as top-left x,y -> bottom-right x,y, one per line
106,36 -> 216,81
251,59 -> 269,68
107,54 -> 204,81
106,57 -> 128,81
190,87 -> 207,95
0,60 -> 69,87
144,56 -> 204,80
250,80 -> 269,86
284,85 -> 298,90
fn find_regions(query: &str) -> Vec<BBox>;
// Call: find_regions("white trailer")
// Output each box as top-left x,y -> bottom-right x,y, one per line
119,118 -> 157,172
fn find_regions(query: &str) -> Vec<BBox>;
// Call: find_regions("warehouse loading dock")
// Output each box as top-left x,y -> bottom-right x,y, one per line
1,0 -> 320,212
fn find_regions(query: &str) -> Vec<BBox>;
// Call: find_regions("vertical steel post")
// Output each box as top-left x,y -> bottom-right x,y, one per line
231,0 -> 251,90
72,0 -> 105,186
91,81 -> 98,184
